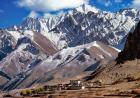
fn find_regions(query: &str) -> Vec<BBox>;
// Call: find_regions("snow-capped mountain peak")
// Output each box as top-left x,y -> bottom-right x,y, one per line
7,7 -> 140,50
119,8 -> 140,21
75,4 -> 99,14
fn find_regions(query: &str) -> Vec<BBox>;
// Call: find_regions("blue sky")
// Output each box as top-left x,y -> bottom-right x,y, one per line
0,0 -> 139,28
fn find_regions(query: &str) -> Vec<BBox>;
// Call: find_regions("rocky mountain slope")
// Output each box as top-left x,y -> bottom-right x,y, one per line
0,30 -> 58,90
88,21 -> 140,85
2,41 -> 118,90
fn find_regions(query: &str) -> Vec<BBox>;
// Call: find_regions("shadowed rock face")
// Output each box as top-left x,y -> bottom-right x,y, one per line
116,21 -> 140,64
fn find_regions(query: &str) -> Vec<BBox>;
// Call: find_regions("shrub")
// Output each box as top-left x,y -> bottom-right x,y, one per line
20,89 -> 32,96
35,87 -> 45,93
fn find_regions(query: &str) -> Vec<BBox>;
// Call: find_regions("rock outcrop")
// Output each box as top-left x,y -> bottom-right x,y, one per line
116,21 -> 140,63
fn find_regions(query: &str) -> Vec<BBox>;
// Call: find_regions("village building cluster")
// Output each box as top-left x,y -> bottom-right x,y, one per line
18,79 -> 103,97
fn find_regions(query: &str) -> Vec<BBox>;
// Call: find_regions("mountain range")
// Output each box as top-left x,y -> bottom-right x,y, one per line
0,4 -> 140,90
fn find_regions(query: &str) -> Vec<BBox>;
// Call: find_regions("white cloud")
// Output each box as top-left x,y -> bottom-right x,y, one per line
132,0 -> 140,9
27,11 -> 40,18
43,11 -> 65,18
97,0 -> 112,7
17,0 -> 89,12
43,13 -> 55,18
114,0 -> 122,3
97,0 -> 123,7
105,1 -> 112,7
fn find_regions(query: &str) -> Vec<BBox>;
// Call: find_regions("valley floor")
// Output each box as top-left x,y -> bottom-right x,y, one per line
3,80 -> 140,98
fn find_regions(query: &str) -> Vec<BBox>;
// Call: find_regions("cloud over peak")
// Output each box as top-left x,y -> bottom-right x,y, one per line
114,0 -> 122,3
17,0 -> 89,12
132,0 -> 140,9
27,11 -> 40,18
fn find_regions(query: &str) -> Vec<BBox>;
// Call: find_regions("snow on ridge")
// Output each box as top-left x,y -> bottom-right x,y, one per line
23,30 -> 34,40
6,7 -> 140,51
8,31 -> 21,41
75,4 -> 99,14
16,43 -> 28,52
38,41 -> 117,71
110,46 -> 121,52
94,42 -> 112,57
84,41 -> 113,57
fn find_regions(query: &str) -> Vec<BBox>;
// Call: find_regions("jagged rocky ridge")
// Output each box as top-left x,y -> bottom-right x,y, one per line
8,5 -> 140,49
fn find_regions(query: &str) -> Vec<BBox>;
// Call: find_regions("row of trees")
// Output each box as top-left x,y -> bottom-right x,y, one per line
20,87 -> 44,96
